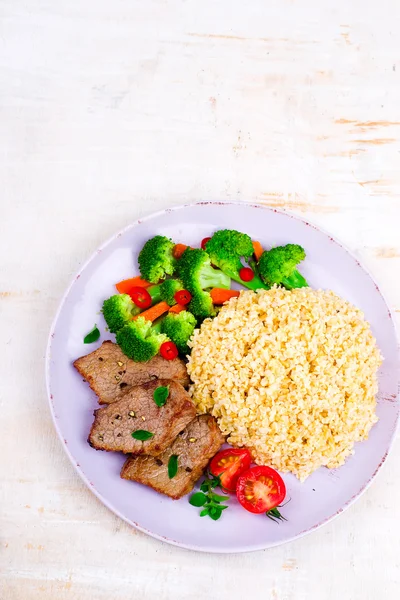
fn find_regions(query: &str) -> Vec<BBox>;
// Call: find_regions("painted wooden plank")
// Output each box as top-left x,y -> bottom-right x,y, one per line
1,0 -> 400,598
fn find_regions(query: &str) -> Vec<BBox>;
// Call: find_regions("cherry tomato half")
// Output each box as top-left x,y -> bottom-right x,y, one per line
210,448 -> 252,492
160,341 -> 179,360
201,237 -> 212,250
239,267 -> 255,282
174,289 -> 192,305
130,286 -> 152,309
236,465 -> 286,514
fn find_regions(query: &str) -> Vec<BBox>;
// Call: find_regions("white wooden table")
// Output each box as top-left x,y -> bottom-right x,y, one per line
2,1 -> 400,598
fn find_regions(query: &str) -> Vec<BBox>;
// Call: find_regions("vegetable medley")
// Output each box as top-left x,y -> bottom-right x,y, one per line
97,229 -> 309,363
79,227 -> 380,525
189,448 -> 288,522
80,228 -> 309,524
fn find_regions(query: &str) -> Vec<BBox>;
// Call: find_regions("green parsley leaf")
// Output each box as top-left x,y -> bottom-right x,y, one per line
168,454 -> 178,479
208,506 -> 223,521
208,500 -> 224,509
131,430 -> 154,441
211,493 -> 229,503
200,481 -> 209,493
210,475 -> 221,489
83,324 -> 100,344
153,385 -> 170,407
189,492 -> 207,507
189,471 -> 229,521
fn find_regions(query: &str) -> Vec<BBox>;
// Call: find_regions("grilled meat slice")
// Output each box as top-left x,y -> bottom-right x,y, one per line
74,341 -> 189,404
88,379 -> 196,455
120,415 -> 225,499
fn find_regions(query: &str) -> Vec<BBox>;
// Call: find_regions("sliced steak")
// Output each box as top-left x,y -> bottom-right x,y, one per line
74,341 -> 189,404
88,379 -> 196,455
120,415 -> 225,499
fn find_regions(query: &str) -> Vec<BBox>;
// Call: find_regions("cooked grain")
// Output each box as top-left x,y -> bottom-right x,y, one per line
187,287 -> 382,480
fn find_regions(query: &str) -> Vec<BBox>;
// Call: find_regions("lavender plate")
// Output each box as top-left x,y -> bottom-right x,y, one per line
46,202 -> 399,553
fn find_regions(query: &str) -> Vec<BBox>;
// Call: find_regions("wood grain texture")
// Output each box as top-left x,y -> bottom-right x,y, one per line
1,0 -> 400,598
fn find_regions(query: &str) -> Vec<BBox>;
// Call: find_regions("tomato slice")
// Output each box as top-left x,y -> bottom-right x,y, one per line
236,466 -> 286,514
160,341 -> 178,360
130,286 -> 152,309
201,237 -> 212,250
209,448 -> 252,492
174,289 -> 192,305
239,267 -> 255,282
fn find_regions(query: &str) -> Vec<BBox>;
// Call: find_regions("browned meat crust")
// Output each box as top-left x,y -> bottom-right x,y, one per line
120,415 -> 225,499
74,341 -> 189,404
88,379 -> 196,455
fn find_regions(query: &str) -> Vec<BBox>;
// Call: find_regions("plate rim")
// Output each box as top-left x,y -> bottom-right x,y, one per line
45,200 -> 400,553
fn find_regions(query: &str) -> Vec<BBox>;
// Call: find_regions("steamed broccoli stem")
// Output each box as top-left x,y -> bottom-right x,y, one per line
205,229 -> 269,291
198,264 -> 231,290
229,271 -> 270,291
248,256 -> 265,282
281,270 -> 308,290
148,285 -> 162,305
176,248 -> 230,296
140,281 -> 182,306
151,319 -> 163,333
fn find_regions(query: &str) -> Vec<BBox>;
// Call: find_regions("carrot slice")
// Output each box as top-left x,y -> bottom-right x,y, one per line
116,276 -> 151,293
169,304 -> 186,314
210,288 -> 240,304
132,301 -> 170,322
252,241 -> 264,261
173,244 -> 188,259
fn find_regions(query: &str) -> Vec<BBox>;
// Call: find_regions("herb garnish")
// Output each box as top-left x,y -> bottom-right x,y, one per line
266,499 -> 290,523
266,507 -> 287,523
189,471 -> 229,520
168,454 -> 178,479
131,430 -> 154,441
83,324 -> 100,344
153,385 -> 169,407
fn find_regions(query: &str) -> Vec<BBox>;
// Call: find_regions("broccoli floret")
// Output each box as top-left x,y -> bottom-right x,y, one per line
258,244 -> 308,289
159,279 -> 183,306
176,248 -> 230,296
102,294 -> 140,333
116,317 -> 168,362
160,311 -> 197,354
176,248 -> 230,319
188,291 -> 216,320
205,229 -> 269,291
138,235 -> 176,283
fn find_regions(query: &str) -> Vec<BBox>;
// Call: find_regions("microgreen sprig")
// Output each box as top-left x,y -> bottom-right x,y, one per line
189,471 -> 229,521
266,498 -> 290,523
266,506 -> 287,523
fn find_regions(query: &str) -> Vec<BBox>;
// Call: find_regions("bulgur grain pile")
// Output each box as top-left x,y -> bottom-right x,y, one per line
187,287 -> 382,481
